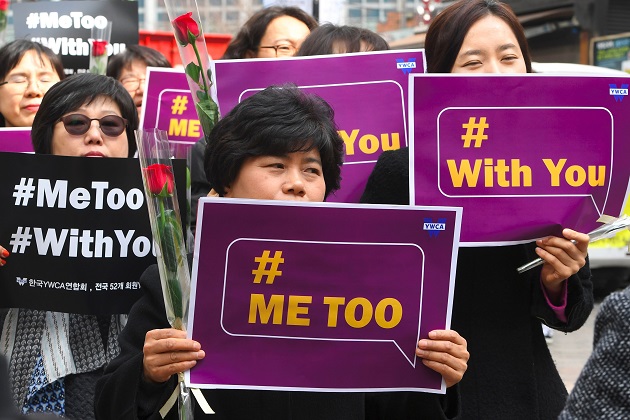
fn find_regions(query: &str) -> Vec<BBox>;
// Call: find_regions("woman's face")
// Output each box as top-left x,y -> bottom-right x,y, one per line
451,15 -> 527,74
225,149 -> 326,202
51,97 -> 129,158
0,50 -> 61,127
250,15 -> 311,59
118,59 -> 148,118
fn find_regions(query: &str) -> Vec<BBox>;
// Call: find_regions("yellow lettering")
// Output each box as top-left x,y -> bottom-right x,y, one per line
323,296 -> 345,327
359,134 -> 379,154
447,159 -> 482,187
345,297 -> 372,328
588,166 -> 606,186
168,119 -> 187,137
565,165 -> 586,187
374,298 -> 402,329
381,133 -> 401,151
248,294 -> 284,325
511,159 -> 532,187
543,158 -> 566,186
339,129 -> 359,156
286,295 -> 311,326
188,120 -> 201,138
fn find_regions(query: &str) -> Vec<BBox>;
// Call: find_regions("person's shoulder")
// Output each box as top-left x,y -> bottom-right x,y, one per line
599,286 -> 630,320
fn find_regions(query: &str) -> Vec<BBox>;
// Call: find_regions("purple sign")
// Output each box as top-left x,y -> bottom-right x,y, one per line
141,67 -> 203,145
213,51 -> 425,203
0,128 -> 33,153
187,198 -> 462,393
411,74 -> 630,245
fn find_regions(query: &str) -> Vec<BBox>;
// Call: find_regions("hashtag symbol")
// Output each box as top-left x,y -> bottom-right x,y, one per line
9,227 -> 32,254
26,13 -> 40,29
13,178 -> 36,206
252,250 -> 284,284
171,95 -> 188,115
461,117 -> 489,148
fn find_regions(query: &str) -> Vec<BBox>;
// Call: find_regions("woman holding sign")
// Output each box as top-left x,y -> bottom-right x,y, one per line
361,1 -> 593,419
95,85 -> 469,419
0,73 -> 138,418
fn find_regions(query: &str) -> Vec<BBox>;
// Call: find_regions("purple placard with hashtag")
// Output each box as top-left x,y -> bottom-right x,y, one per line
410,74 -> 630,245
0,128 -> 33,153
141,51 -> 426,202
213,51 -> 425,203
186,198 -> 462,393
141,67 -> 204,145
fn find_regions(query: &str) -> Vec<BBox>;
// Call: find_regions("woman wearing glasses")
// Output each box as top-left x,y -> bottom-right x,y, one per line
0,73 -> 138,418
222,6 -> 317,59
107,45 -> 171,119
0,39 -> 65,127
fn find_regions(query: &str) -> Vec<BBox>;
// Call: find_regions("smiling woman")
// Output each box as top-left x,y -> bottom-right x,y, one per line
0,39 -> 65,127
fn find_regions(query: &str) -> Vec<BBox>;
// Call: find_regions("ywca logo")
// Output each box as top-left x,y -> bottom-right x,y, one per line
16,277 -> 28,286
396,58 -> 417,75
423,218 -> 447,237
609,84 -> 628,102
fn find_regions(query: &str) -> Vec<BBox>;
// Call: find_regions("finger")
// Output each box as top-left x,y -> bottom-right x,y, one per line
421,359 -> 464,388
535,246 -> 582,280
562,228 -> 590,252
144,359 -> 200,384
426,329 -> 467,345
0,246 -> 8,266
146,328 -> 188,341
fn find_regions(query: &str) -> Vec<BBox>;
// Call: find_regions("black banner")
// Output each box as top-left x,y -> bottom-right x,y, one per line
13,0 -> 139,75
0,153 -> 187,314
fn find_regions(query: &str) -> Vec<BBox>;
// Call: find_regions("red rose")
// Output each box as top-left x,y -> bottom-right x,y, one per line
0,0 -> 9,12
92,40 -> 108,57
172,12 -> 200,46
144,164 -> 175,196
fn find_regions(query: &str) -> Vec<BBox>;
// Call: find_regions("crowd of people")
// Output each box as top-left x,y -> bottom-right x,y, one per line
0,0 -> 627,419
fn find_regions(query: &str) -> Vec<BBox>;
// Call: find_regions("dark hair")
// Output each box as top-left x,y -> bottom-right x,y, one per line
106,45 -> 171,80
297,23 -> 389,56
222,7 -> 318,59
31,73 -> 139,156
425,0 -> 532,73
0,39 -> 65,126
204,84 -> 344,198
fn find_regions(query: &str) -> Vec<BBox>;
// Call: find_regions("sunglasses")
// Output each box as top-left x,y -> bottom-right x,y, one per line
58,114 -> 128,137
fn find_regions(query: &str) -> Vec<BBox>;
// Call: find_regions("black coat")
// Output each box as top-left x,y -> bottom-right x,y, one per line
95,257 -> 460,420
361,147 -> 594,420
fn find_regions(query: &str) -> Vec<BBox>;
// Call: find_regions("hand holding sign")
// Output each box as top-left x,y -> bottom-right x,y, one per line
143,328 -> 205,384
416,329 -> 469,388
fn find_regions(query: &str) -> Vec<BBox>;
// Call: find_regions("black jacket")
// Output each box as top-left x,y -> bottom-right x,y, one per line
361,147 -> 594,420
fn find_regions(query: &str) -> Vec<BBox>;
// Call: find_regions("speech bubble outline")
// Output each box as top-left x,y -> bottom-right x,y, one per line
237,81 -> 408,166
154,88 -> 202,143
435,106 -> 614,218
220,238 -> 425,367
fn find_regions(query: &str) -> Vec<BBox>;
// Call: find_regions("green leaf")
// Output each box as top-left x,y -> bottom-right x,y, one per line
156,209 -> 186,318
196,99 -> 219,137
196,90 -> 209,101
185,62 -> 201,84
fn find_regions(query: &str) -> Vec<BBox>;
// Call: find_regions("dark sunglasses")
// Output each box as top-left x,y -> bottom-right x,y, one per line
57,114 -> 128,137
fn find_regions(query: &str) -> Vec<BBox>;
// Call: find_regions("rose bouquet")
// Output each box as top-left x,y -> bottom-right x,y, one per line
136,130 -> 193,419
89,21 -> 111,75
164,0 -> 219,138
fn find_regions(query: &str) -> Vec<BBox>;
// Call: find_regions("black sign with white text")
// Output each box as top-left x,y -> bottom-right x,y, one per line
13,0 -> 139,75
0,153 -> 187,314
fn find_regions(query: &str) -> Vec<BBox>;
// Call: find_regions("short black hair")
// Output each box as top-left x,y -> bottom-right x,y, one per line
204,84 -> 344,199
106,45 -> 171,80
31,73 -> 139,156
222,7 -> 318,59
297,23 -> 389,56
0,39 -> 65,126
